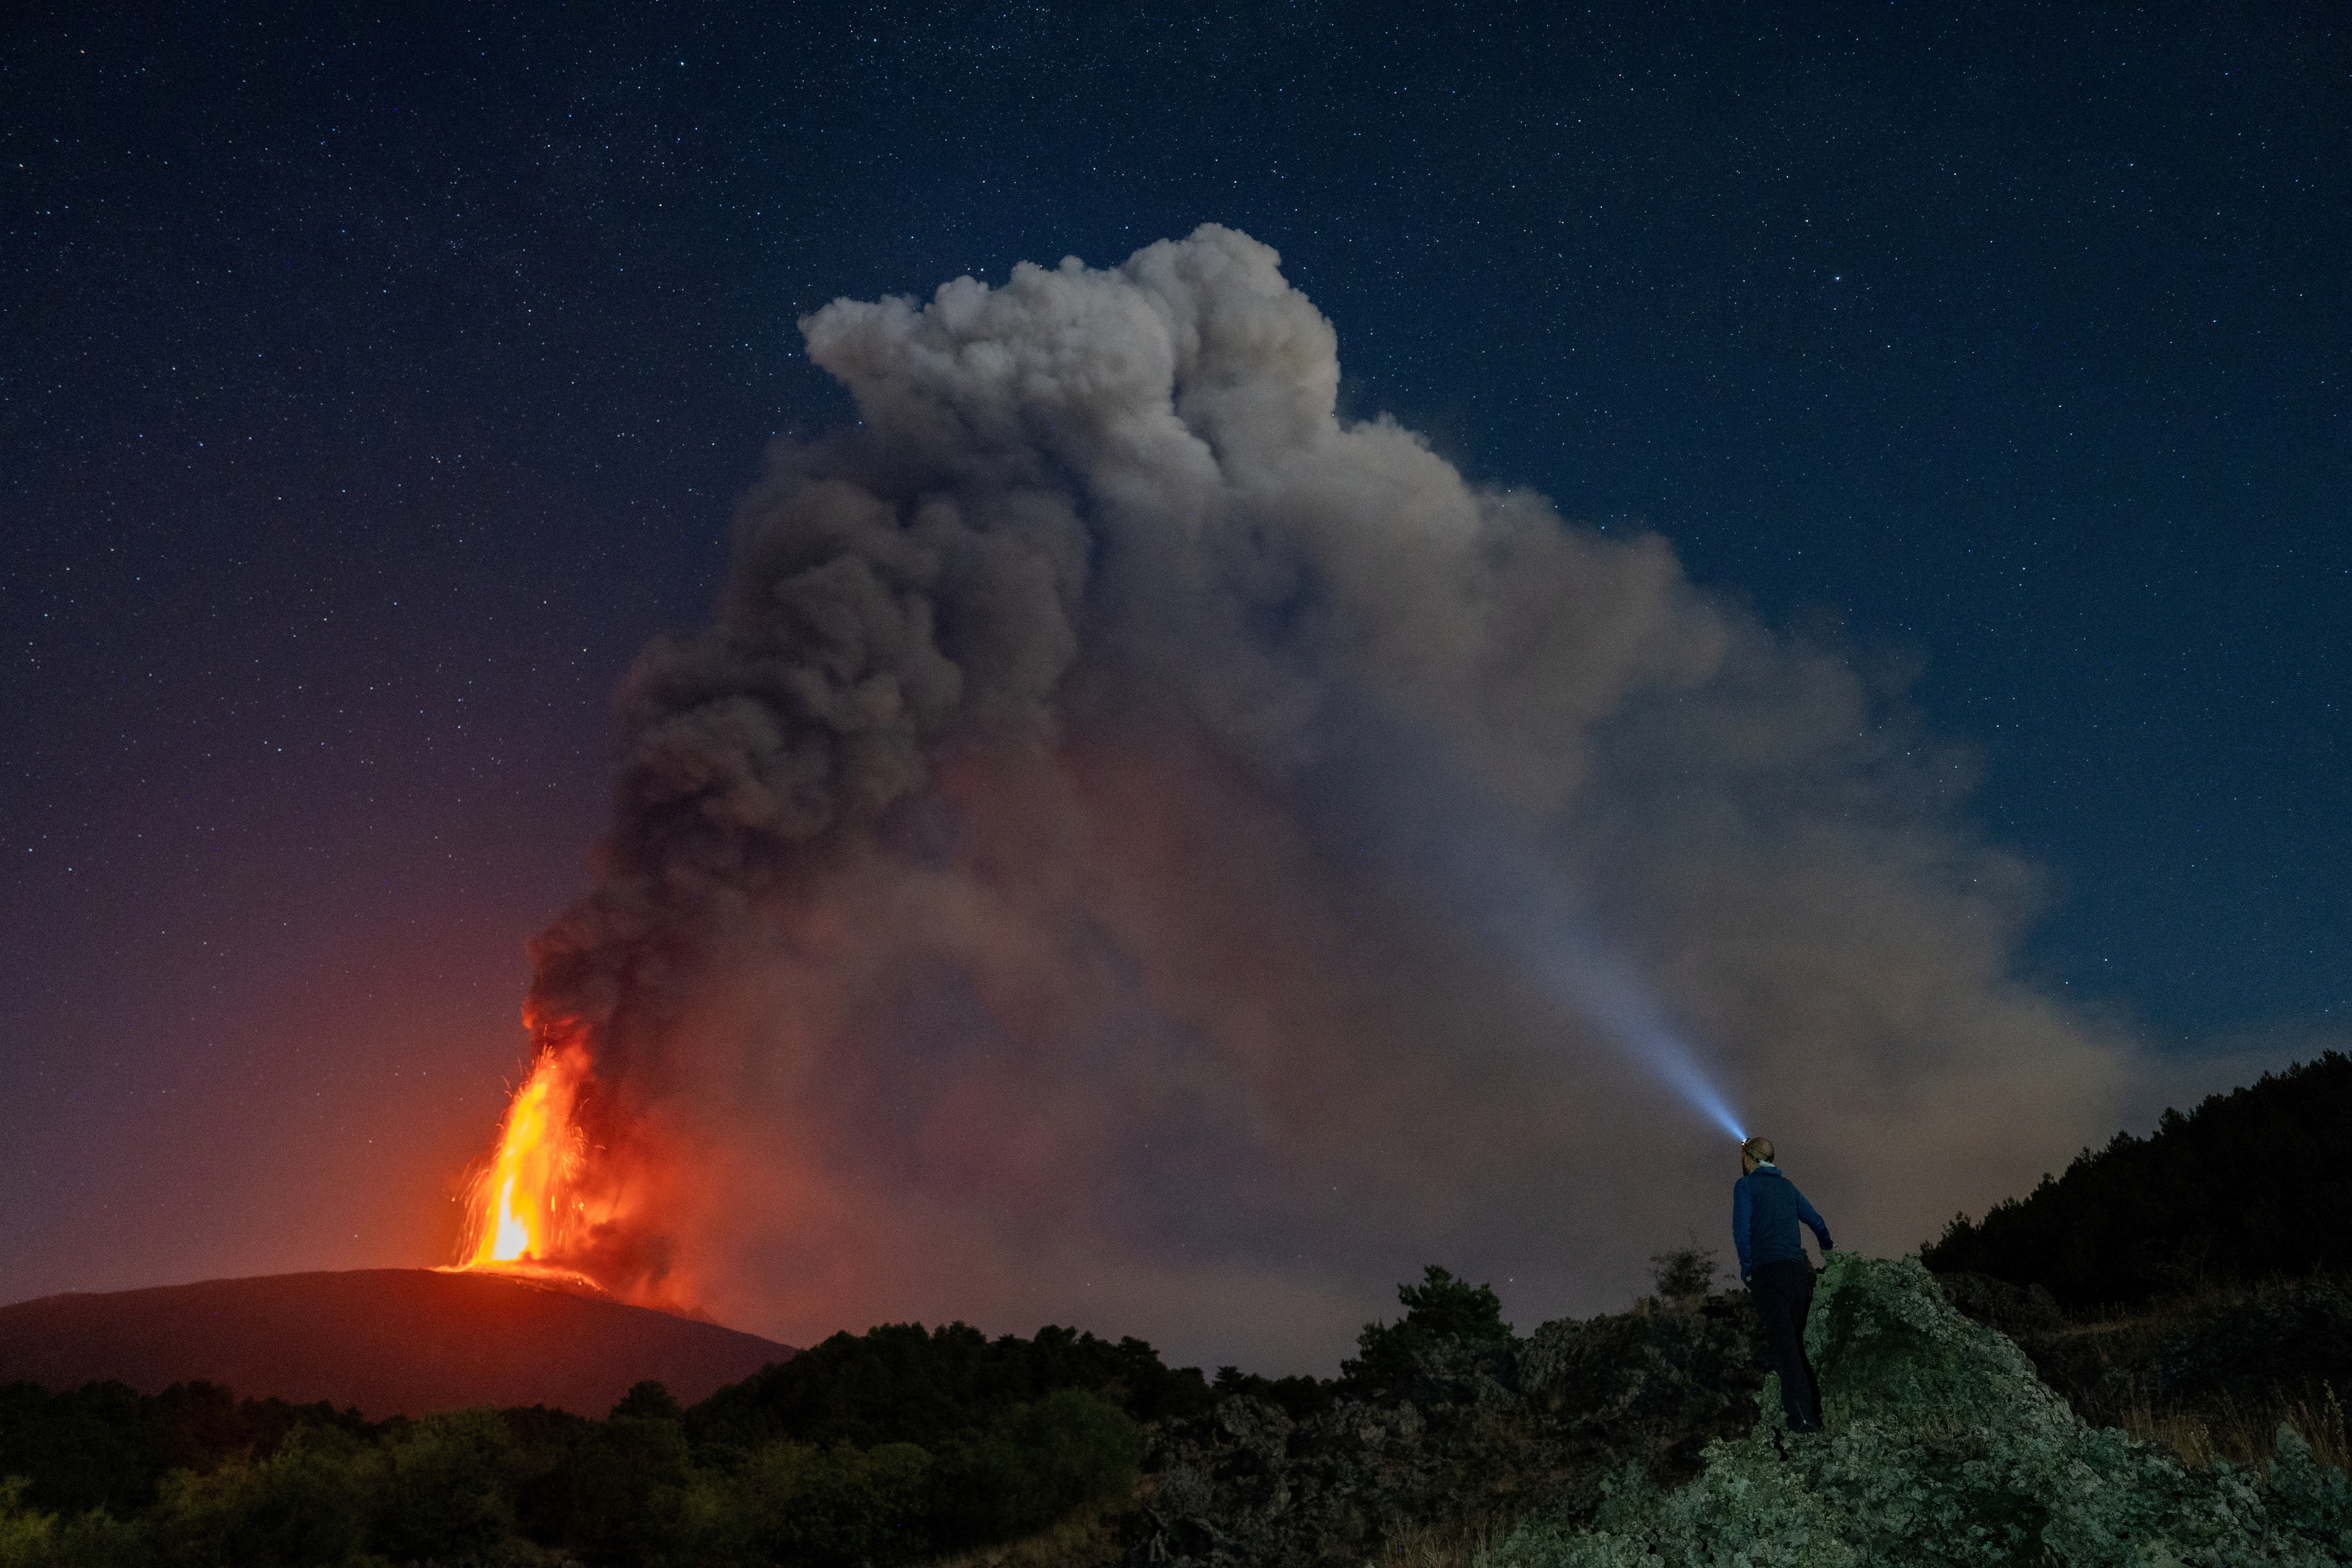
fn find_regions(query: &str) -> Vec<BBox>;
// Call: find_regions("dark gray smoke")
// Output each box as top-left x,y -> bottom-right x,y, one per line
522,226 -> 2134,1371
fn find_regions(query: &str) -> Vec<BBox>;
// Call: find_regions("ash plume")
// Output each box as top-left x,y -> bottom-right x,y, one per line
520,225 -> 2131,1370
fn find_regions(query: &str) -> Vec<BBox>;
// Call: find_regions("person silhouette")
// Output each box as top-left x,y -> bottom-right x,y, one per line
1733,1134 -> 1833,1432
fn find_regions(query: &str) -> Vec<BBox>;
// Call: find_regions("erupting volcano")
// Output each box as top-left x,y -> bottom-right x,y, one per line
426,224 -> 2127,1363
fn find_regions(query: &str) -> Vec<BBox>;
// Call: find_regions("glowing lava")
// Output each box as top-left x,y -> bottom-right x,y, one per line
448,1035 -> 604,1285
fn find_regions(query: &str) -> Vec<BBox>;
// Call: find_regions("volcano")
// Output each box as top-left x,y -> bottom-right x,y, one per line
0,1269 -> 793,1419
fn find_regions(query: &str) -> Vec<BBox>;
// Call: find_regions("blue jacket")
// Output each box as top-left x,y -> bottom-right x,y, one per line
1732,1164 -> 1832,1282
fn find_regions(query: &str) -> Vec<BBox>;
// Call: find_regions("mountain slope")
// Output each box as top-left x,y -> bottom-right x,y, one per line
0,1269 -> 793,1418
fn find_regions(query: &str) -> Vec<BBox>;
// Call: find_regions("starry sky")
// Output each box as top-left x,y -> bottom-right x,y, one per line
4,4 -> 2345,1359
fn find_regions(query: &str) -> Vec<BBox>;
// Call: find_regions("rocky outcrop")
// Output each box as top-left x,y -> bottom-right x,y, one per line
1486,1254 -> 2352,1567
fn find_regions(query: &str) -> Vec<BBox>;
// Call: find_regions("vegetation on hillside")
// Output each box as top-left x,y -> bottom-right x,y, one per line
1924,1051 -> 2352,1306
10,1056 -> 2352,1564
1482,1252 -> 2352,1567
1937,1267 -> 2352,1477
0,1321 -> 1186,1567
6,1249 -> 2348,1566
689,1322 -> 1212,1452
0,1258 -> 1768,1568
1134,1251 -> 1770,1566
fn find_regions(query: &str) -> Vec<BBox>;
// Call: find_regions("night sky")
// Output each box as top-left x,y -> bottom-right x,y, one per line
5,4 -> 2345,1369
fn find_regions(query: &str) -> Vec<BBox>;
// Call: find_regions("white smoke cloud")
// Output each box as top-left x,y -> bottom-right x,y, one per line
530,225 -> 2135,1372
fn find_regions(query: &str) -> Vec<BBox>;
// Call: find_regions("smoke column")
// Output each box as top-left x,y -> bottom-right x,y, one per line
510,226 -> 2132,1369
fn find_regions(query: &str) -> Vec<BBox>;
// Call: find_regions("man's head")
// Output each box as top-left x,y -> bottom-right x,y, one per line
1741,1135 -> 1776,1173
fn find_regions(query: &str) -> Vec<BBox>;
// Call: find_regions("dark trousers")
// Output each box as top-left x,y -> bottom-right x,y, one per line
1749,1257 -> 1821,1432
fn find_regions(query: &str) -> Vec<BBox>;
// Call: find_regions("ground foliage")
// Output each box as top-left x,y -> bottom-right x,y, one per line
1939,1267 -> 2352,1475
1924,1051 -> 2352,1307
8,1241 -> 2347,1566
689,1321 -> 1213,1452
0,1261 -> 1770,1568
1127,1255 -> 1770,1567
1480,1252 -> 2352,1568
0,1318 -> 1183,1567
0,1378 -> 377,1519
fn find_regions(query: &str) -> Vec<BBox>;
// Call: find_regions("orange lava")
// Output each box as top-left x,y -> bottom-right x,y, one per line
448,1036 -> 603,1279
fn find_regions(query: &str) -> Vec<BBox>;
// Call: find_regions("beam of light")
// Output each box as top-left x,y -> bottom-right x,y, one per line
1510,920 -> 1747,1143
1301,719 -> 1748,1143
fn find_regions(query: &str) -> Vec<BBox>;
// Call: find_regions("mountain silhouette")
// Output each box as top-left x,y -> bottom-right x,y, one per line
0,1269 -> 793,1417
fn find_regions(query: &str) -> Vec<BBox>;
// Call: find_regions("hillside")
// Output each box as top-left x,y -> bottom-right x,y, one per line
0,1313 -> 1198,1565
1924,1051 -> 2352,1306
1480,1253 -> 2352,1567
0,1268 -> 792,1418
2,1248 -> 2343,1566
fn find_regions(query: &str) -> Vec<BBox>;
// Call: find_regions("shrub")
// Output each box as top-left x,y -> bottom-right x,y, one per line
370,1407 -> 518,1563
1647,1246 -> 1717,1301
935,1388 -> 1143,1546
721,1439 -> 935,1568
688,1319 -> 1210,1452
150,1425 -> 382,1567
0,1475 -> 148,1568
1343,1266 -> 1516,1397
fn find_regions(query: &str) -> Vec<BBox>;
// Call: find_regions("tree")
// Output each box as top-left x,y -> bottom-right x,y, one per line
1649,1243 -> 1718,1300
1924,1051 -> 2352,1305
1339,1266 -> 1514,1395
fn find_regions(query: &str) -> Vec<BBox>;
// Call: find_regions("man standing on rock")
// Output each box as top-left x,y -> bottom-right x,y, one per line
1734,1135 -> 1833,1432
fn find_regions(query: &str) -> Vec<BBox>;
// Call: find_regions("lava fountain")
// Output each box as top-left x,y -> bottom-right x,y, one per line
444,1032 -> 624,1294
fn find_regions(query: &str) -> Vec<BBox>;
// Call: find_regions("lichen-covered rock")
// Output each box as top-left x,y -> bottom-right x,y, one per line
1807,1252 -> 2073,1434
1481,1253 -> 2352,1568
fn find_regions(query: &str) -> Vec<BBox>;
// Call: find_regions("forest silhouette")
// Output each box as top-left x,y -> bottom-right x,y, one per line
1925,1051 -> 2352,1304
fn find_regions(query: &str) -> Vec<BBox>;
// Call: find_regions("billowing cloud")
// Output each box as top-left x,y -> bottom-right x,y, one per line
517,225 -> 2132,1372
